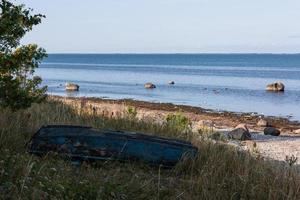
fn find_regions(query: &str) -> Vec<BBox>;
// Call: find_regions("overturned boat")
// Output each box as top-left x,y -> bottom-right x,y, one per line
27,125 -> 198,167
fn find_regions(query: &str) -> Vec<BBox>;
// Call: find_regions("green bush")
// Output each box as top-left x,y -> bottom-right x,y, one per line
165,112 -> 191,132
0,0 -> 47,111
124,106 -> 137,119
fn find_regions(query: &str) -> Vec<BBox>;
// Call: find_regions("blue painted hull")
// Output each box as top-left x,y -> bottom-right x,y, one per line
27,125 -> 198,166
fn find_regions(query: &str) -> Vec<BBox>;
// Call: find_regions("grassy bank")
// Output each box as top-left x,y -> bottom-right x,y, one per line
0,100 -> 299,199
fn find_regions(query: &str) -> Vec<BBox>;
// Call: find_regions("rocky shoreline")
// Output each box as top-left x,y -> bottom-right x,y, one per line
49,95 -> 300,164
50,95 -> 300,134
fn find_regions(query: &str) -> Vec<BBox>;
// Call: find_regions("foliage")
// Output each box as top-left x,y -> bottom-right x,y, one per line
165,112 -> 191,132
0,100 -> 300,199
125,106 -> 137,119
0,0 -> 47,110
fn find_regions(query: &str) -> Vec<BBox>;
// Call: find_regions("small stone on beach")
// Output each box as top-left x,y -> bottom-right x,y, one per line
228,127 -> 251,141
264,127 -> 280,136
293,129 -> 300,134
235,123 -> 249,132
257,119 -> 269,127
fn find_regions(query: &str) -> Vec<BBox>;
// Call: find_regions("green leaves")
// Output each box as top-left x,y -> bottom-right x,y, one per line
0,0 -> 45,51
0,0 -> 47,110
165,112 -> 191,133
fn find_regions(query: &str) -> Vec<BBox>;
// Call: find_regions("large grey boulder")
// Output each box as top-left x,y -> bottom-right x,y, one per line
228,124 -> 251,141
266,82 -> 285,92
65,83 -> 80,91
264,127 -> 280,136
144,82 -> 156,89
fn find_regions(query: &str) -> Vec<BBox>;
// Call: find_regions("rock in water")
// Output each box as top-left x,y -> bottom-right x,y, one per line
228,127 -> 251,141
266,82 -> 285,92
257,119 -> 269,127
65,83 -> 80,91
264,127 -> 280,136
168,81 -> 175,85
144,82 -> 156,89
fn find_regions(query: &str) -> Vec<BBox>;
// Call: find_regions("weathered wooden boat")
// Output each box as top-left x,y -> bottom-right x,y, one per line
27,125 -> 198,167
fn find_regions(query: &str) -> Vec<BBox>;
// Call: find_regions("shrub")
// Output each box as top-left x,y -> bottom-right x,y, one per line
124,106 -> 137,119
165,112 -> 191,133
0,0 -> 47,111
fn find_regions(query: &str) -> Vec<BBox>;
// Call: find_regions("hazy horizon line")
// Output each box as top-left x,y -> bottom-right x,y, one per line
46,52 -> 300,55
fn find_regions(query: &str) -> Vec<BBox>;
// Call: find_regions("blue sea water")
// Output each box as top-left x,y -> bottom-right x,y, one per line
37,54 -> 300,121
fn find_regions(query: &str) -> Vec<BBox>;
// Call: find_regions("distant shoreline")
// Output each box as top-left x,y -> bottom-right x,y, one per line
46,53 -> 300,55
49,95 -> 300,134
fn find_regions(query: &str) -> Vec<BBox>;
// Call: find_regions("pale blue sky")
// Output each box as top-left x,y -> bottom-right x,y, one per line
17,0 -> 300,53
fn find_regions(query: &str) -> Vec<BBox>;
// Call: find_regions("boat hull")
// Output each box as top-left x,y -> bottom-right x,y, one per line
27,125 -> 198,166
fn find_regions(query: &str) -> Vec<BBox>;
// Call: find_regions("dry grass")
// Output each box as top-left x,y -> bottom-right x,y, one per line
0,100 -> 300,199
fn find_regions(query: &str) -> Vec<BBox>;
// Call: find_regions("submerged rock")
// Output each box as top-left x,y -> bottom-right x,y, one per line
65,83 -> 80,91
144,82 -> 156,89
266,82 -> 285,92
264,127 -> 280,136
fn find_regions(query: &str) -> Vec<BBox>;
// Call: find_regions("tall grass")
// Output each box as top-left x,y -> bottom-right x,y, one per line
0,100 -> 299,199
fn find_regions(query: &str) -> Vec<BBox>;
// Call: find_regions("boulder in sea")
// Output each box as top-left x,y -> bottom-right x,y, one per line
144,82 -> 156,89
228,124 -> 251,141
264,127 -> 280,136
65,83 -> 80,91
168,81 -> 175,85
266,82 -> 285,92
257,119 -> 269,127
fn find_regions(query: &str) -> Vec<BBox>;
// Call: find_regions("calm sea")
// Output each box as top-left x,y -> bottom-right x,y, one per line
37,54 -> 300,121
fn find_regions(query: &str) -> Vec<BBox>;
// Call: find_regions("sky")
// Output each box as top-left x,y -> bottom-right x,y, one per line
16,0 -> 300,53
